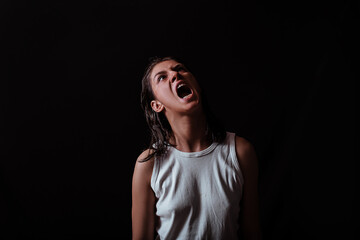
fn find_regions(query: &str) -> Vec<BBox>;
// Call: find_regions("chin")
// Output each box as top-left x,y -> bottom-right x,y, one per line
181,100 -> 202,114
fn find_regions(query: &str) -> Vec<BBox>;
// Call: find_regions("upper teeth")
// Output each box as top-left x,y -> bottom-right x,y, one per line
177,83 -> 185,89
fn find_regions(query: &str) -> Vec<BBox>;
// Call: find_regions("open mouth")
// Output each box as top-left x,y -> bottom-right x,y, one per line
176,83 -> 192,99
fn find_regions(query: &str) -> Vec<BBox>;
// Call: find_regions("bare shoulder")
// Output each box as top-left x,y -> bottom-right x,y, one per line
235,136 -> 256,159
132,149 -> 157,239
137,149 -> 155,163
234,136 -> 258,175
235,136 -> 261,238
133,149 -> 155,184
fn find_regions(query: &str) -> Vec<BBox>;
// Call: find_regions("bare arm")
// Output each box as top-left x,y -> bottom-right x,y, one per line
235,136 -> 262,240
132,150 -> 156,240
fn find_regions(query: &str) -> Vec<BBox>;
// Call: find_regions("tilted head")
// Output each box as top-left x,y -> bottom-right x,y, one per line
140,56 -> 225,162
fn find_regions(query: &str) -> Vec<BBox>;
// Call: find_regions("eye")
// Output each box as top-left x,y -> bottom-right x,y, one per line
176,66 -> 186,72
158,75 -> 166,82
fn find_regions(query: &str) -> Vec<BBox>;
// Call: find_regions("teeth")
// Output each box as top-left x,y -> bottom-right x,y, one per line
177,83 -> 185,89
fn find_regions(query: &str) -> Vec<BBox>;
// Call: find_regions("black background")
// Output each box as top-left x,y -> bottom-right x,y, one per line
1,0 -> 356,239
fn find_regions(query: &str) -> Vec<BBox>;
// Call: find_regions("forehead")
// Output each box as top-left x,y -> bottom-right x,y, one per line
150,60 -> 181,79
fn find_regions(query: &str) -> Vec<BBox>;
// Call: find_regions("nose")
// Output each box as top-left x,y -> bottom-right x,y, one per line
170,71 -> 179,83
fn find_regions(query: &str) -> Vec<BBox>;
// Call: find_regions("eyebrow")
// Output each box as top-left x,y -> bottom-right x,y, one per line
172,63 -> 185,71
154,70 -> 167,80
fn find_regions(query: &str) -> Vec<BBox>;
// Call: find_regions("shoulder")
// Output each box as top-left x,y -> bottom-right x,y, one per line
137,149 -> 155,163
133,149 -> 155,185
234,136 -> 258,177
234,136 -> 255,159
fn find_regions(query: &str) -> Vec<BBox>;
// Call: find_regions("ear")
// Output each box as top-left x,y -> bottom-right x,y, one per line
150,100 -> 164,113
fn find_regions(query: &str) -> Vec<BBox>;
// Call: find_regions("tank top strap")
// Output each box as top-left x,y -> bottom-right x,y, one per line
227,132 -> 245,185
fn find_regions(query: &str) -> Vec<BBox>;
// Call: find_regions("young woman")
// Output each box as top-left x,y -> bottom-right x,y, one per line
132,56 -> 261,239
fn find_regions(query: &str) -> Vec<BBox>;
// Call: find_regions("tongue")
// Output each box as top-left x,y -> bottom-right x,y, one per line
177,85 -> 192,98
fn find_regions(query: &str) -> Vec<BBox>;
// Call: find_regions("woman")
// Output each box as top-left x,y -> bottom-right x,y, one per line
132,56 -> 261,239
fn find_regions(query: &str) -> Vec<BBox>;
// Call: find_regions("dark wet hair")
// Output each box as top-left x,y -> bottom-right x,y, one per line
139,56 -> 226,162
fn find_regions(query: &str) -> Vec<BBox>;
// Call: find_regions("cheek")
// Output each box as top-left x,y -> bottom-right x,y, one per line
151,88 -> 160,100
150,81 -> 163,98
153,85 -> 169,101
189,76 -> 201,93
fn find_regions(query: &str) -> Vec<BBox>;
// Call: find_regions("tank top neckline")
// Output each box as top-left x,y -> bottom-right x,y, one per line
169,140 -> 219,158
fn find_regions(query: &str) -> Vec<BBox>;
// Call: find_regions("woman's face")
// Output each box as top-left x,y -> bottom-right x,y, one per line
149,60 -> 202,116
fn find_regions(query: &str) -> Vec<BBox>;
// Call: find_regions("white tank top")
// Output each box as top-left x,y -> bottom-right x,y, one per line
151,132 -> 244,239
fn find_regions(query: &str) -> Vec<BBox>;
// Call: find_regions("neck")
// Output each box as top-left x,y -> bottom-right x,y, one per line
166,109 -> 212,152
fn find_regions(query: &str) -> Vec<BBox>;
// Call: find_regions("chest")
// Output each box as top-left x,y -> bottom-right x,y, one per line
155,158 -> 241,217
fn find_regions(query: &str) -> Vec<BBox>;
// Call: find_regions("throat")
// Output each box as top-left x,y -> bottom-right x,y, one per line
168,116 -> 212,153
173,134 -> 212,153
177,85 -> 192,98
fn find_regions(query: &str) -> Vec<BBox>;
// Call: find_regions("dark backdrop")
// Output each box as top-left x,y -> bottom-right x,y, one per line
1,0 -> 356,239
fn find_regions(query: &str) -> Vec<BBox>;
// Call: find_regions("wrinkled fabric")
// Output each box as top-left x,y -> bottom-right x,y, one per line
151,132 -> 244,240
